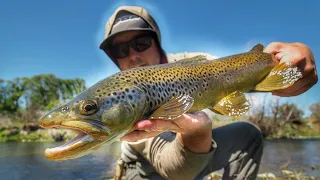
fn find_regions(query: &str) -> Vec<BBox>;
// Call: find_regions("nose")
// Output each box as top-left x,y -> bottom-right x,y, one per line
128,48 -> 144,67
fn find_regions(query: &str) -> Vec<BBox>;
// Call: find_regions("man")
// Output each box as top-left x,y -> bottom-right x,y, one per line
99,6 -> 318,180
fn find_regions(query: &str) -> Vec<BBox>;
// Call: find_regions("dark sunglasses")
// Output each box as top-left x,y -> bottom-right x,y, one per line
109,34 -> 153,59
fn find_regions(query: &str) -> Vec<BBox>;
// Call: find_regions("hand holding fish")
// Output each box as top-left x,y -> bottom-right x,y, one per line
120,111 -> 213,153
264,42 -> 318,97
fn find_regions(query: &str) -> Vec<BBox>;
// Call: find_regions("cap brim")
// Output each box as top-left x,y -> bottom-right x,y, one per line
99,28 -> 156,50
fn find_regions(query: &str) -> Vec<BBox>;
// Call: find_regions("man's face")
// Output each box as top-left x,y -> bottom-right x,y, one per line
111,31 -> 161,70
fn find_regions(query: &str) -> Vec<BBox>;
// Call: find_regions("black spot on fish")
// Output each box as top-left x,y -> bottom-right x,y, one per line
113,92 -> 117,96
149,101 -> 153,107
97,89 -> 101,92
128,95 -> 133,100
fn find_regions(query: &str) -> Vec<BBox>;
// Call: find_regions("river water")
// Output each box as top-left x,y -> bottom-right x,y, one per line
0,139 -> 319,180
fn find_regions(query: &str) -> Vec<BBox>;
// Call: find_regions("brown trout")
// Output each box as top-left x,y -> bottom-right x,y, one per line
38,44 -> 302,161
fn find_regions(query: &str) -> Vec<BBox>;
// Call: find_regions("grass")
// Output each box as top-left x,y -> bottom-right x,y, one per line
0,128 -> 53,142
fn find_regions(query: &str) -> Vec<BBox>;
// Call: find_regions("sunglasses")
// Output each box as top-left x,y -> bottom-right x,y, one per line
109,34 -> 153,59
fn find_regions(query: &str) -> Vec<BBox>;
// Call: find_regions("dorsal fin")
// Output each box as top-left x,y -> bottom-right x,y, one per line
250,44 -> 264,52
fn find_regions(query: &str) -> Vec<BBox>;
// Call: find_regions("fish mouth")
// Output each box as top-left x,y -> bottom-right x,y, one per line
39,121 -> 110,161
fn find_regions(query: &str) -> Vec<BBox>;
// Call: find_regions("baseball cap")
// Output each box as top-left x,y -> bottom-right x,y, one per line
99,6 -> 162,50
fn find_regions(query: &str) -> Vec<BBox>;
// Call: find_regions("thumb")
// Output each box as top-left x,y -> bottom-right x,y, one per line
263,42 -> 289,54
278,54 -> 293,64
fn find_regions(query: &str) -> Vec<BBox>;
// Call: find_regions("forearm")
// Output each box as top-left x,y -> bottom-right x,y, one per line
177,130 -> 212,153
148,133 -> 216,180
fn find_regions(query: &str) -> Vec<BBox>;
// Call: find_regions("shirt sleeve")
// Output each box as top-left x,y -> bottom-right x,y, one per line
131,132 -> 217,180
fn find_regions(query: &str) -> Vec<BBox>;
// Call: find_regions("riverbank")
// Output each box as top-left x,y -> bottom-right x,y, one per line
1,120 -> 320,142
0,127 -> 75,142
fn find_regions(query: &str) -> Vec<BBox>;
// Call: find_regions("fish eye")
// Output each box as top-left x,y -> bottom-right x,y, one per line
79,100 -> 98,115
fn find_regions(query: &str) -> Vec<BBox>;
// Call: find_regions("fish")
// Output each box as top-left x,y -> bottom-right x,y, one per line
38,44 -> 302,161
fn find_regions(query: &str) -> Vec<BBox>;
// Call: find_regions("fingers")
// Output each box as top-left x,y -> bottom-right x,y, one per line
264,42 -> 318,97
120,130 -> 161,142
135,119 -> 181,132
120,119 -> 182,142
120,111 -> 211,142
272,81 -> 313,97
263,42 -> 288,55
173,111 -> 210,127
272,72 -> 318,97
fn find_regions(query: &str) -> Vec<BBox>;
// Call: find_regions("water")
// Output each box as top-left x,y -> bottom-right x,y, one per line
0,139 -> 319,180
259,139 -> 320,177
0,142 -> 122,180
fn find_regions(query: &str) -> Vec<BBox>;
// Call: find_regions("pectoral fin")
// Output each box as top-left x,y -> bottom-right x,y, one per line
212,91 -> 250,117
254,62 -> 303,91
149,94 -> 194,120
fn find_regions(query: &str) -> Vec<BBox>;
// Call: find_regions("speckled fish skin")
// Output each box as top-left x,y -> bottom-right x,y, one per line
108,53 -> 273,114
38,44 -> 302,160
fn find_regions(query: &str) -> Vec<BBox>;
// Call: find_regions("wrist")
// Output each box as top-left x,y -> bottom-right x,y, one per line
177,130 -> 212,153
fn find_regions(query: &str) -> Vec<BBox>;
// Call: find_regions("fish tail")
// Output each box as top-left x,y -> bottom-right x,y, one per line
254,62 -> 303,91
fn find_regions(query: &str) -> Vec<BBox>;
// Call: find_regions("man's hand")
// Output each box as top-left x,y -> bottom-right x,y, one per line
264,42 -> 318,97
120,111 -> 213,153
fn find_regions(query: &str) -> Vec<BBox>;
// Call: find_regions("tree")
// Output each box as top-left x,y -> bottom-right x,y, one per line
0,74 -> 86,114
278,103 -> 304,126
0,78 -> 26,114
24,74 -> 87,111
309,102 -> 320,122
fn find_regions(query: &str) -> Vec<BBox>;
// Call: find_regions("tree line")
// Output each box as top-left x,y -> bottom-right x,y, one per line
0,74 -> 86,127
245,94 -> 320,138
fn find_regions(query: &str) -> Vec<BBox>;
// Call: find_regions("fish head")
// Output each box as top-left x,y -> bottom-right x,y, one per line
38,80 -> 147,161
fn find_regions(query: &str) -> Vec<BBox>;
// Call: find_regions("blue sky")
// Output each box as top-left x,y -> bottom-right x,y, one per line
0,0 -> 319,116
